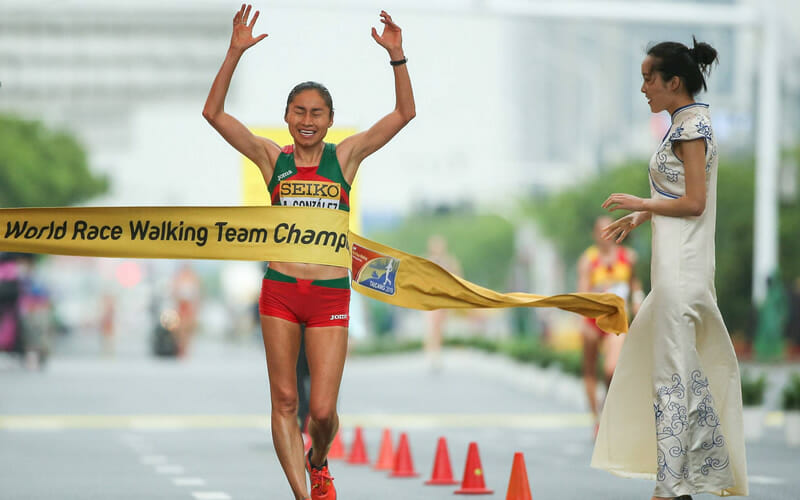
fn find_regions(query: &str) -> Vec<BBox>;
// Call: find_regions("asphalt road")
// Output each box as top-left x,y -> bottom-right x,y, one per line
1,336 -> 798,499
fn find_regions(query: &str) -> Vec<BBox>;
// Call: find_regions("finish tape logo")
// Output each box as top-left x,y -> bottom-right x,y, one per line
351,244 -> 399,296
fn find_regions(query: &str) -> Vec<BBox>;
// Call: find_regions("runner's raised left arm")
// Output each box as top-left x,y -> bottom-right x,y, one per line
338,10 -> 415,180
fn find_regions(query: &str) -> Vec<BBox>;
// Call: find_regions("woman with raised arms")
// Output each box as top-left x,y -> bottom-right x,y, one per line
203,5 -> 415,499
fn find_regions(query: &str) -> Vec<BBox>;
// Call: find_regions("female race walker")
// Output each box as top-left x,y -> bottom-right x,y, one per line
591,38 -> 747,499
203,5 -> 415,499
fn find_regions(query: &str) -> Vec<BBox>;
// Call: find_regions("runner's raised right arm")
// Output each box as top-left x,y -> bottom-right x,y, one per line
203,4 -> 279,178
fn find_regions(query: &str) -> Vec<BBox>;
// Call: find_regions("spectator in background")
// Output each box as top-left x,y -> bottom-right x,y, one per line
100,292 -> 116,356
753,271 -> 789,362
172,262 -> 202,357
577,216 -> 642,438
787,277 -> 800,360
0,253 -> 23,357
425,235 -> 462,371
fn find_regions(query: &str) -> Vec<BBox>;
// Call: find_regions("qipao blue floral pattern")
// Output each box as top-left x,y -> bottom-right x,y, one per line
650,104 -> 717,198
651,125 -> 683,183
654,370 -> 731,489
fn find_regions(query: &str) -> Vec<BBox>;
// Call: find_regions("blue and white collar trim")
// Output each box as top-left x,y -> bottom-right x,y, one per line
671,102 -> 709,122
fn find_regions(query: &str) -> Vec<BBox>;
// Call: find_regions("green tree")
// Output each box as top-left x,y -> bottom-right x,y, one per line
522,160 -> 653,288
364,211 -> 515,338
0,114 -> 108,207
779,147 -> 800,285
371,212 -> 515,290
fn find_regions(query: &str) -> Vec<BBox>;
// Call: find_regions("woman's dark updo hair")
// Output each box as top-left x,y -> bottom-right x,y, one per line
647,36 -> 718,96
285,81 -> 334,119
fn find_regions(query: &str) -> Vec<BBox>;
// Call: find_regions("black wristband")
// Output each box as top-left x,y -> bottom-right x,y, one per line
390,57 -> 407,67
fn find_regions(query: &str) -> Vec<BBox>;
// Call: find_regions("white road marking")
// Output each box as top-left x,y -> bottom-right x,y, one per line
120,434 -> 145,444
6,411 -> 788,430
0,413 -> 592,430
1,420 -> 65,431
341,413 -> 595,429
156,464 -> 186,474
140,455 -> 168,465
122,438 -> 152,451
174,477 -> 207,487
749,475 -> 786,485
192,492 -> 232,500
764,412 -> 784,427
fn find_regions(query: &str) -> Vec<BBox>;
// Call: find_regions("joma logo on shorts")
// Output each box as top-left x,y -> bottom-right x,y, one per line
330,314 -> 348,320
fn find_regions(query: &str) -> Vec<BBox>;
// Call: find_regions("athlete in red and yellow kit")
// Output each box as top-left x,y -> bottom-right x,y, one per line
577,216 -> 643,438
202,5 -> 415,499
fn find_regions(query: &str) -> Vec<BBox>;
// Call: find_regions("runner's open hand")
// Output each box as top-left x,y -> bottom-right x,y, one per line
371,11 -> 403,58
230,4 -> 268,52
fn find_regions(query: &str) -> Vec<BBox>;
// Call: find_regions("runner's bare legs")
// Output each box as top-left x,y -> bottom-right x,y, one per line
304,326 -> 348,466
582,324 -> 602,420
261,316 -> 308,500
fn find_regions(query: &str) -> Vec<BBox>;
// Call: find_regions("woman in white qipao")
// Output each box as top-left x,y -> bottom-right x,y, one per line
591,38 -> 748,499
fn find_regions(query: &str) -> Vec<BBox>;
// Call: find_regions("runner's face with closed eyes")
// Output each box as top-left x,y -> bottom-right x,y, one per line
285,89 -> 333,147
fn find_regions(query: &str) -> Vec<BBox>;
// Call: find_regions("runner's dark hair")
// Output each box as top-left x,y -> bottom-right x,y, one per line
285,81 -> 334,119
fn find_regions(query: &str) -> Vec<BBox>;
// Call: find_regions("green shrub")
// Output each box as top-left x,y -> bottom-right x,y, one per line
350,335 -> 589,379
443,336 -> 499,353
782,373 -> 800,411
350,339 -> 422,356
556,350 -> 584,378
740,371 -> 767,406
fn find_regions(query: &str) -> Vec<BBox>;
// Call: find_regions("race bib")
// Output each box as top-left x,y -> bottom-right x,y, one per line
279,180 -> 341,209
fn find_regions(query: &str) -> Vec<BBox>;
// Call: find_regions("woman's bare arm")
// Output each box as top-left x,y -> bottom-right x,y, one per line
202,4 -> 279,177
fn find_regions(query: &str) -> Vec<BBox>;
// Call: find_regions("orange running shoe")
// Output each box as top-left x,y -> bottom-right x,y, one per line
306,449 -> 336,500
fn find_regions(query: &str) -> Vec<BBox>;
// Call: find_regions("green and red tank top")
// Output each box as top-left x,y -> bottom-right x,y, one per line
267,143 -> 351,212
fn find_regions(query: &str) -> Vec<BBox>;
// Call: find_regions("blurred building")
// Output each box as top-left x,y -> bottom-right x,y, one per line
0,0 -> 798,213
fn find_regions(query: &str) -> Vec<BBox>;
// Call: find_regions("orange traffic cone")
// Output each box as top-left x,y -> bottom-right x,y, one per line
455,442 -> 493,494
505,452 -> 532,500
328,430 -> 345,460
389,432 -> 419,477
374,429 -> 394,470
424,437 -> 460,485
347,426 -> 369,465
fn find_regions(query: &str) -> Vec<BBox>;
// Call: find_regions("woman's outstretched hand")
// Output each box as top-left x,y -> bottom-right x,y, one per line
371,10 -> 403,58
601,193 -> 646,213
601,211 -> 650,243
230,4 -> 268,52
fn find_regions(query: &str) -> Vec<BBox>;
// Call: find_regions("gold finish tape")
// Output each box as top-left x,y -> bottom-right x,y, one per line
0,206 -> 627,333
